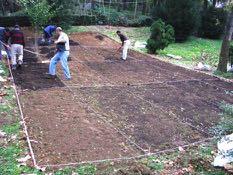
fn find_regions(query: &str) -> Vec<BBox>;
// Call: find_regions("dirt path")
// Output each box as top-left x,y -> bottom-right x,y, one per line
13,31 -> 233,167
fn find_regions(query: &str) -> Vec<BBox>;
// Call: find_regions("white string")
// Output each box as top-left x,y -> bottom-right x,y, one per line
39,137 -> 215,168
5,53 -> 38,167
59,55 -> 147,153
0,40 -> 43,56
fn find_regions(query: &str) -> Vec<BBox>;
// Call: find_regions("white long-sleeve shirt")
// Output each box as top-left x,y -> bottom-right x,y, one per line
56,32 -> 70,51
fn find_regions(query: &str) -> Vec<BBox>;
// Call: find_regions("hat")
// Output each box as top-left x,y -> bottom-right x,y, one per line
15,25 -> 20,28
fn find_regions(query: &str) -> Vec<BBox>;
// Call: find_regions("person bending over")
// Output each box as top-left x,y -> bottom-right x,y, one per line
116,31 -> 131,61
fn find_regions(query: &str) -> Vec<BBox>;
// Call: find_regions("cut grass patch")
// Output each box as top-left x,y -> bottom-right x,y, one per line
214,70 -> 233,79
211,103 -> 233,136
159,37 -> 222,66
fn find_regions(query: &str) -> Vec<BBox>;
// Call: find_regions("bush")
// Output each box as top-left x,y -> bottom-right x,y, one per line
47,0 -> 75,29
199,6 -> 227,39
0,16 -> 31,27
146,19 -> 175,54
152,0 -> 201,42
20,0 -> 54,28
93,7 -> 153,27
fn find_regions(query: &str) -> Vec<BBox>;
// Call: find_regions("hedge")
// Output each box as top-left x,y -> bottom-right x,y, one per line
0,16 -> 31,27
0,15 -> 153,27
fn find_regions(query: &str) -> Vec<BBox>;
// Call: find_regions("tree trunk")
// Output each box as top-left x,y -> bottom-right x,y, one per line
1,0 -> 5,16
122,0 -> 127,10
134,0 -> 138,19
203,0 -> 208,9
212,0 -> 217,7
217,12 -> 233,72
117,0 -> 121,12
142,2 -> 146,15
91,0 -> 96,9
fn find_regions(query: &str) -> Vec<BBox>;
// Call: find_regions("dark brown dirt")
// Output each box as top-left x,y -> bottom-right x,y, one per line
14,31 -> 233,166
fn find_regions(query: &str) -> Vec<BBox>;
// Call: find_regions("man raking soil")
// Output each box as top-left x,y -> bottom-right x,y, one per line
46,27 -> 71,80
116,31 -> 131,61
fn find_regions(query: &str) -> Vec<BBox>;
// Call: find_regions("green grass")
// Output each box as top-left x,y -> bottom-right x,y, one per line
159,37 -> 222,66
2,123 -> 20,135
214,70 -> 233,79
53,164 -> 97,175
211,103 -> 233,136
66,26 -> 90,34
146,156 -> 164,172
0,62 -> 43,175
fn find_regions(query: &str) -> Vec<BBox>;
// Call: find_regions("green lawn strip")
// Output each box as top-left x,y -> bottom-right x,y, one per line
0,62 -> 43,175
50,164 -> 97,175
159,37 -> 222,66
214,70 -> 233,79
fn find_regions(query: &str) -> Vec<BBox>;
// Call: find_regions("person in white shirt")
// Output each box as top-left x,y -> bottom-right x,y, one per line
116,31 -> 130,60
47,27 -> 71,80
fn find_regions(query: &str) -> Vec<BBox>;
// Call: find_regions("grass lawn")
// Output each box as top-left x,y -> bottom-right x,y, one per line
159,37 -> 222,67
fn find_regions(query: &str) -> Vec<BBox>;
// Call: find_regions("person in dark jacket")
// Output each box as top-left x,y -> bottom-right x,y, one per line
9,25 -> 25,70
116,31 -> 131,60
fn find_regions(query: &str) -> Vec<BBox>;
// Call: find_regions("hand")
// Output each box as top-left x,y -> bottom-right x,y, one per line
117,47 -> 122,52
6,45 -> 10,49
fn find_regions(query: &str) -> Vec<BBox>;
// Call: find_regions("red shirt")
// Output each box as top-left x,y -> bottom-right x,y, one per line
10,29 -> 25,47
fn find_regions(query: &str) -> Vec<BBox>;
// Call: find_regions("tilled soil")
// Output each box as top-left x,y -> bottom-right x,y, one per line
14,31 -> 233,166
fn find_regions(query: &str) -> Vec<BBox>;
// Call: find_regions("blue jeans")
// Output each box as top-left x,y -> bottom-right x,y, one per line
49,51 -> 71,79
4,45 -> 11,60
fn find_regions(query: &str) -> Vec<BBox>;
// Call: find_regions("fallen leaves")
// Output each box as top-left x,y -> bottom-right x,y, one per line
17,155 -> 31,163
0,74 -> 7,82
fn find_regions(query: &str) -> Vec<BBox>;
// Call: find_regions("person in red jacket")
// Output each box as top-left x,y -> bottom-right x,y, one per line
8,25 -> 25,70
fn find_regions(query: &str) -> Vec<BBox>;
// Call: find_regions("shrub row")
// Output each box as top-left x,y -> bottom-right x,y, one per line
0,14 -> 153,27
0,16 -> 31,27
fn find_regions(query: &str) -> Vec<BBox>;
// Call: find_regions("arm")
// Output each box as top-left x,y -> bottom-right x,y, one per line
55,34 -> 66,44
117,41 -> 124,51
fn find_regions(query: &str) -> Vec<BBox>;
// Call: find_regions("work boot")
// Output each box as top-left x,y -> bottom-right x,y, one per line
68,57 -> 72,61
45,73 -> 57,79
12,65 -> 17,70
18,60 -> 23,65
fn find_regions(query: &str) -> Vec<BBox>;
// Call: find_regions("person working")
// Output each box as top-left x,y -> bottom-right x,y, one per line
46,27 -> 71,80
42,25 -> 56,44
116,31 -> 131,61
9,25 -> 25,70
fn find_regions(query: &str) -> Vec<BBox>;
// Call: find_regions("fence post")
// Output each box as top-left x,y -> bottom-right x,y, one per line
134,0 -> 138,19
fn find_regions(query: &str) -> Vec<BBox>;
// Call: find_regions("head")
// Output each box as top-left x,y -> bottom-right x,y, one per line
14,25 -> 20,29
116,30 -> 121,36
56,27 -> 62,35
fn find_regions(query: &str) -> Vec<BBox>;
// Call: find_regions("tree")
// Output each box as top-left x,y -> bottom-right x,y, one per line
199,6 -> 227,39
146,19 -> 175,54
47,0 -> 75,29
151,0 -> 201,42
18,0 -> 54,28
217,4 -> 233,72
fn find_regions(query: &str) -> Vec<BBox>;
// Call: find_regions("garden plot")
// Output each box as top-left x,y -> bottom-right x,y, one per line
12,31 -> 233,167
